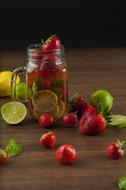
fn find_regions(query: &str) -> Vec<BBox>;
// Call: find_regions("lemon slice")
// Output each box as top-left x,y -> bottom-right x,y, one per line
32,90 -> 58,113
50,105 -> 59,119
34,105 -> 59,120
1,102 -> 27,124
57,101 -> 65,119
33,109 -> 42,119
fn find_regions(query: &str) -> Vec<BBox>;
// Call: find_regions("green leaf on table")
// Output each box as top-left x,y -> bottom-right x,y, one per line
5,139 -> 23,158
108,115 -> 126,127
118,176 -> 126,190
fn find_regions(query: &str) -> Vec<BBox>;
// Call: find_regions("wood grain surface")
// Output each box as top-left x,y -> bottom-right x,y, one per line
0,48 -> 126,190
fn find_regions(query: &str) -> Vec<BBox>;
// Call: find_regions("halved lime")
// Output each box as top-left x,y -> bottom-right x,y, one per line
1,102 -> 27,124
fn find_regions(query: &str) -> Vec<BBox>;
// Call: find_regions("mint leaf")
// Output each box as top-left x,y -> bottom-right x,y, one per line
109,115 -> 126,127
35,76 -> 44,91
5,139 -> 23,158
118,176 -> 126,190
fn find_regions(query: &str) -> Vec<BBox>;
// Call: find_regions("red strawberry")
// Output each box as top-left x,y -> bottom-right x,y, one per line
40,132 -> 56,148
79,104 -> 97,124
62,113 -> 78,128
56,144 -> 78,164
42,35 -> 62,52
80,105 -> 106,135
82,104 -> 97,115
39,114 -> 54,128
44,79 -> 52,89
107,140 -> 125,159
76,96 -> 86,112
70,94 -> 87,118
0,149 -> 8,165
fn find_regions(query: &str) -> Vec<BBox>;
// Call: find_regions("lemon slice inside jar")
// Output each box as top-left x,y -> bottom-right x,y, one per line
57,101 -> 65,119
34,105 -> 59,120
32,90 -> 58,113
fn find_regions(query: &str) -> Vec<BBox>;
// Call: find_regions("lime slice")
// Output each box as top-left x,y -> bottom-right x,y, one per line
1,102 -> 27,124
109,115 -> 126,127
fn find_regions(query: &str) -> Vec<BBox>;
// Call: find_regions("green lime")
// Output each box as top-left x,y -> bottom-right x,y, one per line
90,90 -> 113,114
1,102 -> 27,124
16,82 -> 32,100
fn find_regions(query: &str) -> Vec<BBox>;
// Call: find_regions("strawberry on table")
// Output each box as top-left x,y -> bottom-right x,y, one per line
82,104 -> 97,116
39,114 -> 54,128
42,35 -> 62,52
70,94 -> 87,118
40,132 -> 56,148
79,104 -> 97,127
107,140 -> 125,159
79,104 -> 106,135
56,144 -> 78,165
62,113 -> 78,128
0,149 -> 9,165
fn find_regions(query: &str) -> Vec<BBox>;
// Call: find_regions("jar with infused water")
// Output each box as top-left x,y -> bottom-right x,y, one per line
11,36 -> 69,120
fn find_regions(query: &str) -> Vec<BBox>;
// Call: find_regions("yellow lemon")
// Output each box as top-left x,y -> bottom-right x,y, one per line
0,71 -> 20,97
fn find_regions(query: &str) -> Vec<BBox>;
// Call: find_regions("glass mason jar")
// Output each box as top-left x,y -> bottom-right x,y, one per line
11,44 -> 69,120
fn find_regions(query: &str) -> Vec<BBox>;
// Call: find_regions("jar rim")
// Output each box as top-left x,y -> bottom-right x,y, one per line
27,43 -> 65,64
27,43 -> 42,53
27,43 -> 64,54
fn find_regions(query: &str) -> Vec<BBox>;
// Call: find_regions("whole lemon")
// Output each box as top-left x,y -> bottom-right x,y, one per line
0,71 -> 20,97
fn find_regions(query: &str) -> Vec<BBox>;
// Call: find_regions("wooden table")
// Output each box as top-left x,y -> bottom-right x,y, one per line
0,48 -> 126,190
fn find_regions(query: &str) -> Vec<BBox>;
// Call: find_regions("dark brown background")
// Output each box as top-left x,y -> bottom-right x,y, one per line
0,0 -> 126,50
0,48 -> 126,190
